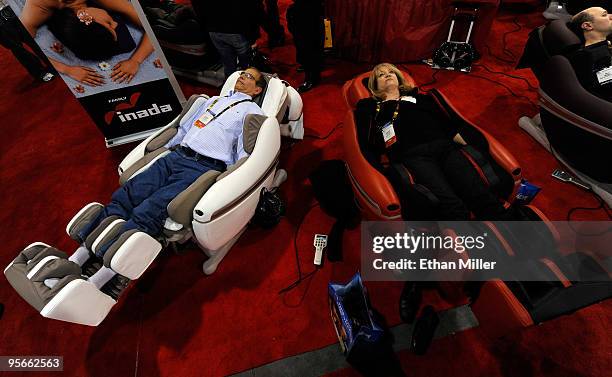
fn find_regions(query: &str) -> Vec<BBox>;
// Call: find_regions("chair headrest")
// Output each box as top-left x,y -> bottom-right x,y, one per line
343,70 -> 417,109
542,20 -> 582,56
220,71 -> 286,117
251,73 -> 272,107
242,114 -> 268,154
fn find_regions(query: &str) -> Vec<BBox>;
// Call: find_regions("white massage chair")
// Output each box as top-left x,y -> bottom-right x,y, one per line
4,72 -> 304,326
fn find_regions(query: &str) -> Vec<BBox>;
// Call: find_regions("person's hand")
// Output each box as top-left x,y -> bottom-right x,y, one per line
111,59 -> 140,84
65,66 -> 105,86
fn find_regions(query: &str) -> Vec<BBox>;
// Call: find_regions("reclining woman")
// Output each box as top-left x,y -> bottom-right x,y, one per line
355,63 -> 513,221
19,0 -> 154,86
357,63 -> 523,343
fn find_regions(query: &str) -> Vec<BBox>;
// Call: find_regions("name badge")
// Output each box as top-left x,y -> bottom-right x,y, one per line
596,66 -> 612,85
381,122 -> 397,148
194,111 -> 214,129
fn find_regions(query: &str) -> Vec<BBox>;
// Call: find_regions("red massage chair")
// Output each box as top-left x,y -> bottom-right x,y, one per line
342,71 -> 612,339
342,70 -> 524,221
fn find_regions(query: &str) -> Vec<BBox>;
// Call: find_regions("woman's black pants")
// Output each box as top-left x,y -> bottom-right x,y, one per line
400,140 -> 508,220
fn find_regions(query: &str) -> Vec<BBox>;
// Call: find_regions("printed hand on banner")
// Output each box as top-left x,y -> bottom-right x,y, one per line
65,66 -> 105,87
111,59 -> 140,84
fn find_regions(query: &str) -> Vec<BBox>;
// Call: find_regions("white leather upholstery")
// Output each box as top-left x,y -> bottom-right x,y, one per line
4,74 -> 299,326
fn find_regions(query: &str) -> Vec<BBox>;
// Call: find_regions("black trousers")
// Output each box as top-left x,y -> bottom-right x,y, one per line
399,140 -> 507,220
260,0 -> 283,40
287,0 -> 324,81
0,6 -> 51,79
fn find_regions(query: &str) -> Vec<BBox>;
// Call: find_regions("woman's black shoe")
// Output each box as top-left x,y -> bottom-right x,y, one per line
399,282 -> 422,324
410,305 -> 439,355
298,81 -> 316,93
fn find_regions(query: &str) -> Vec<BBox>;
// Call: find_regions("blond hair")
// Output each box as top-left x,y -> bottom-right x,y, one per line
368,63 -> 414,100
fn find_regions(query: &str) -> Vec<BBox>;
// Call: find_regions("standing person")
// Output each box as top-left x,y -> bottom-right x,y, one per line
192,0 -> 261,79
0,0 -> 54,82
260,0 -> 284,48
287,0 -> 324,93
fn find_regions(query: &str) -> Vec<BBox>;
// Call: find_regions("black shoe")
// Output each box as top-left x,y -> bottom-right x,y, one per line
298,81 -> 317,93
268,34 -> 285,48
399,282 -> 422,324
410,305 -> 439,355
81,256 -> 103,278
101,274 -> 131,300
40,72 -> 55,82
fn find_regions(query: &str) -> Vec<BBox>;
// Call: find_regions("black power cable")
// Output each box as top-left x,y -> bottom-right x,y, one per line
566,194 -> 612,221
474,62 -> 539,91
484,15 -> 524,65
278,203 -> 321,294
416,70 -> 440,92
469,72 -> 539,109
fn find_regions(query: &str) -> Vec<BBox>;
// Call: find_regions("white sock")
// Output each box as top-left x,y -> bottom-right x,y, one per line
68,245 -> 91,266
89,266 -> 116,290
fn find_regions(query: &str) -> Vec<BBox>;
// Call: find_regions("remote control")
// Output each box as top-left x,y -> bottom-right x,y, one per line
313,234 -> 328,266
551,169 -> 591,191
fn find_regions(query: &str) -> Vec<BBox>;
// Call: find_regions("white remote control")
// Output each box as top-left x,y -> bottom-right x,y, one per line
313,234 -> 328,266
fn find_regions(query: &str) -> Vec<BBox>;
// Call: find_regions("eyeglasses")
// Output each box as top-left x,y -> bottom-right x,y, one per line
239,71 -> 256,80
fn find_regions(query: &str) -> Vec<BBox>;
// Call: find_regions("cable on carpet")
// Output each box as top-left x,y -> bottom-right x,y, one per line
417,70 -> 440,92
483,15 -> 524,65
278,203 -> 321,294
473,62 -> 538,91
469,72 -> 539,109
566,193 -> 612,236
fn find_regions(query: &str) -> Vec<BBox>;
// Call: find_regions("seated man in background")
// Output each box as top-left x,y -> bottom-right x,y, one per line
76,67 -> 266,257
568,6 -> 612,101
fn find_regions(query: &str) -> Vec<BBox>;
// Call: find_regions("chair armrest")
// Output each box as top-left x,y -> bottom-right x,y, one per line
343,110 -> 401,220
193,117 -> 281,223
430,89 -> 522,181
540,55 -> 612,132
167,170 -> 223,227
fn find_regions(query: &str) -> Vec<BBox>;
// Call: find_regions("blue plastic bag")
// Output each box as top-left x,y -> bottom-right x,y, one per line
328,273 -> 384,356
515,179 -> 541,205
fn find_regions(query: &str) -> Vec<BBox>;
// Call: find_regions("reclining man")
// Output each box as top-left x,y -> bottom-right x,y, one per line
75,67 -> 266,258
568,6 -> 612,101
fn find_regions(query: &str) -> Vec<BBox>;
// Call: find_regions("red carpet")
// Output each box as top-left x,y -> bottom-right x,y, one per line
0,1 -> 610,376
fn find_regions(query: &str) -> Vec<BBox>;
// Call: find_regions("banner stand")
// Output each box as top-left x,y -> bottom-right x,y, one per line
7,0 -> 187,148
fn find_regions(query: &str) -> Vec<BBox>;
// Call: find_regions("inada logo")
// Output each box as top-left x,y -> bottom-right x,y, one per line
104,92 -> 173,124
117,103 -> 173,122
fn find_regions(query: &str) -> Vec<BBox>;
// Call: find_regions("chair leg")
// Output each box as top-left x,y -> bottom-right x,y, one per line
202,226 -> 247,275
518,114 -> 551,152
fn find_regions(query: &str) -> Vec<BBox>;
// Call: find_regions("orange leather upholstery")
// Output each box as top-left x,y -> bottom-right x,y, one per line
343,110 -> 402,220
342,71 -> 522,221
471,280 -> 534,338
431,90 -> 522,192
